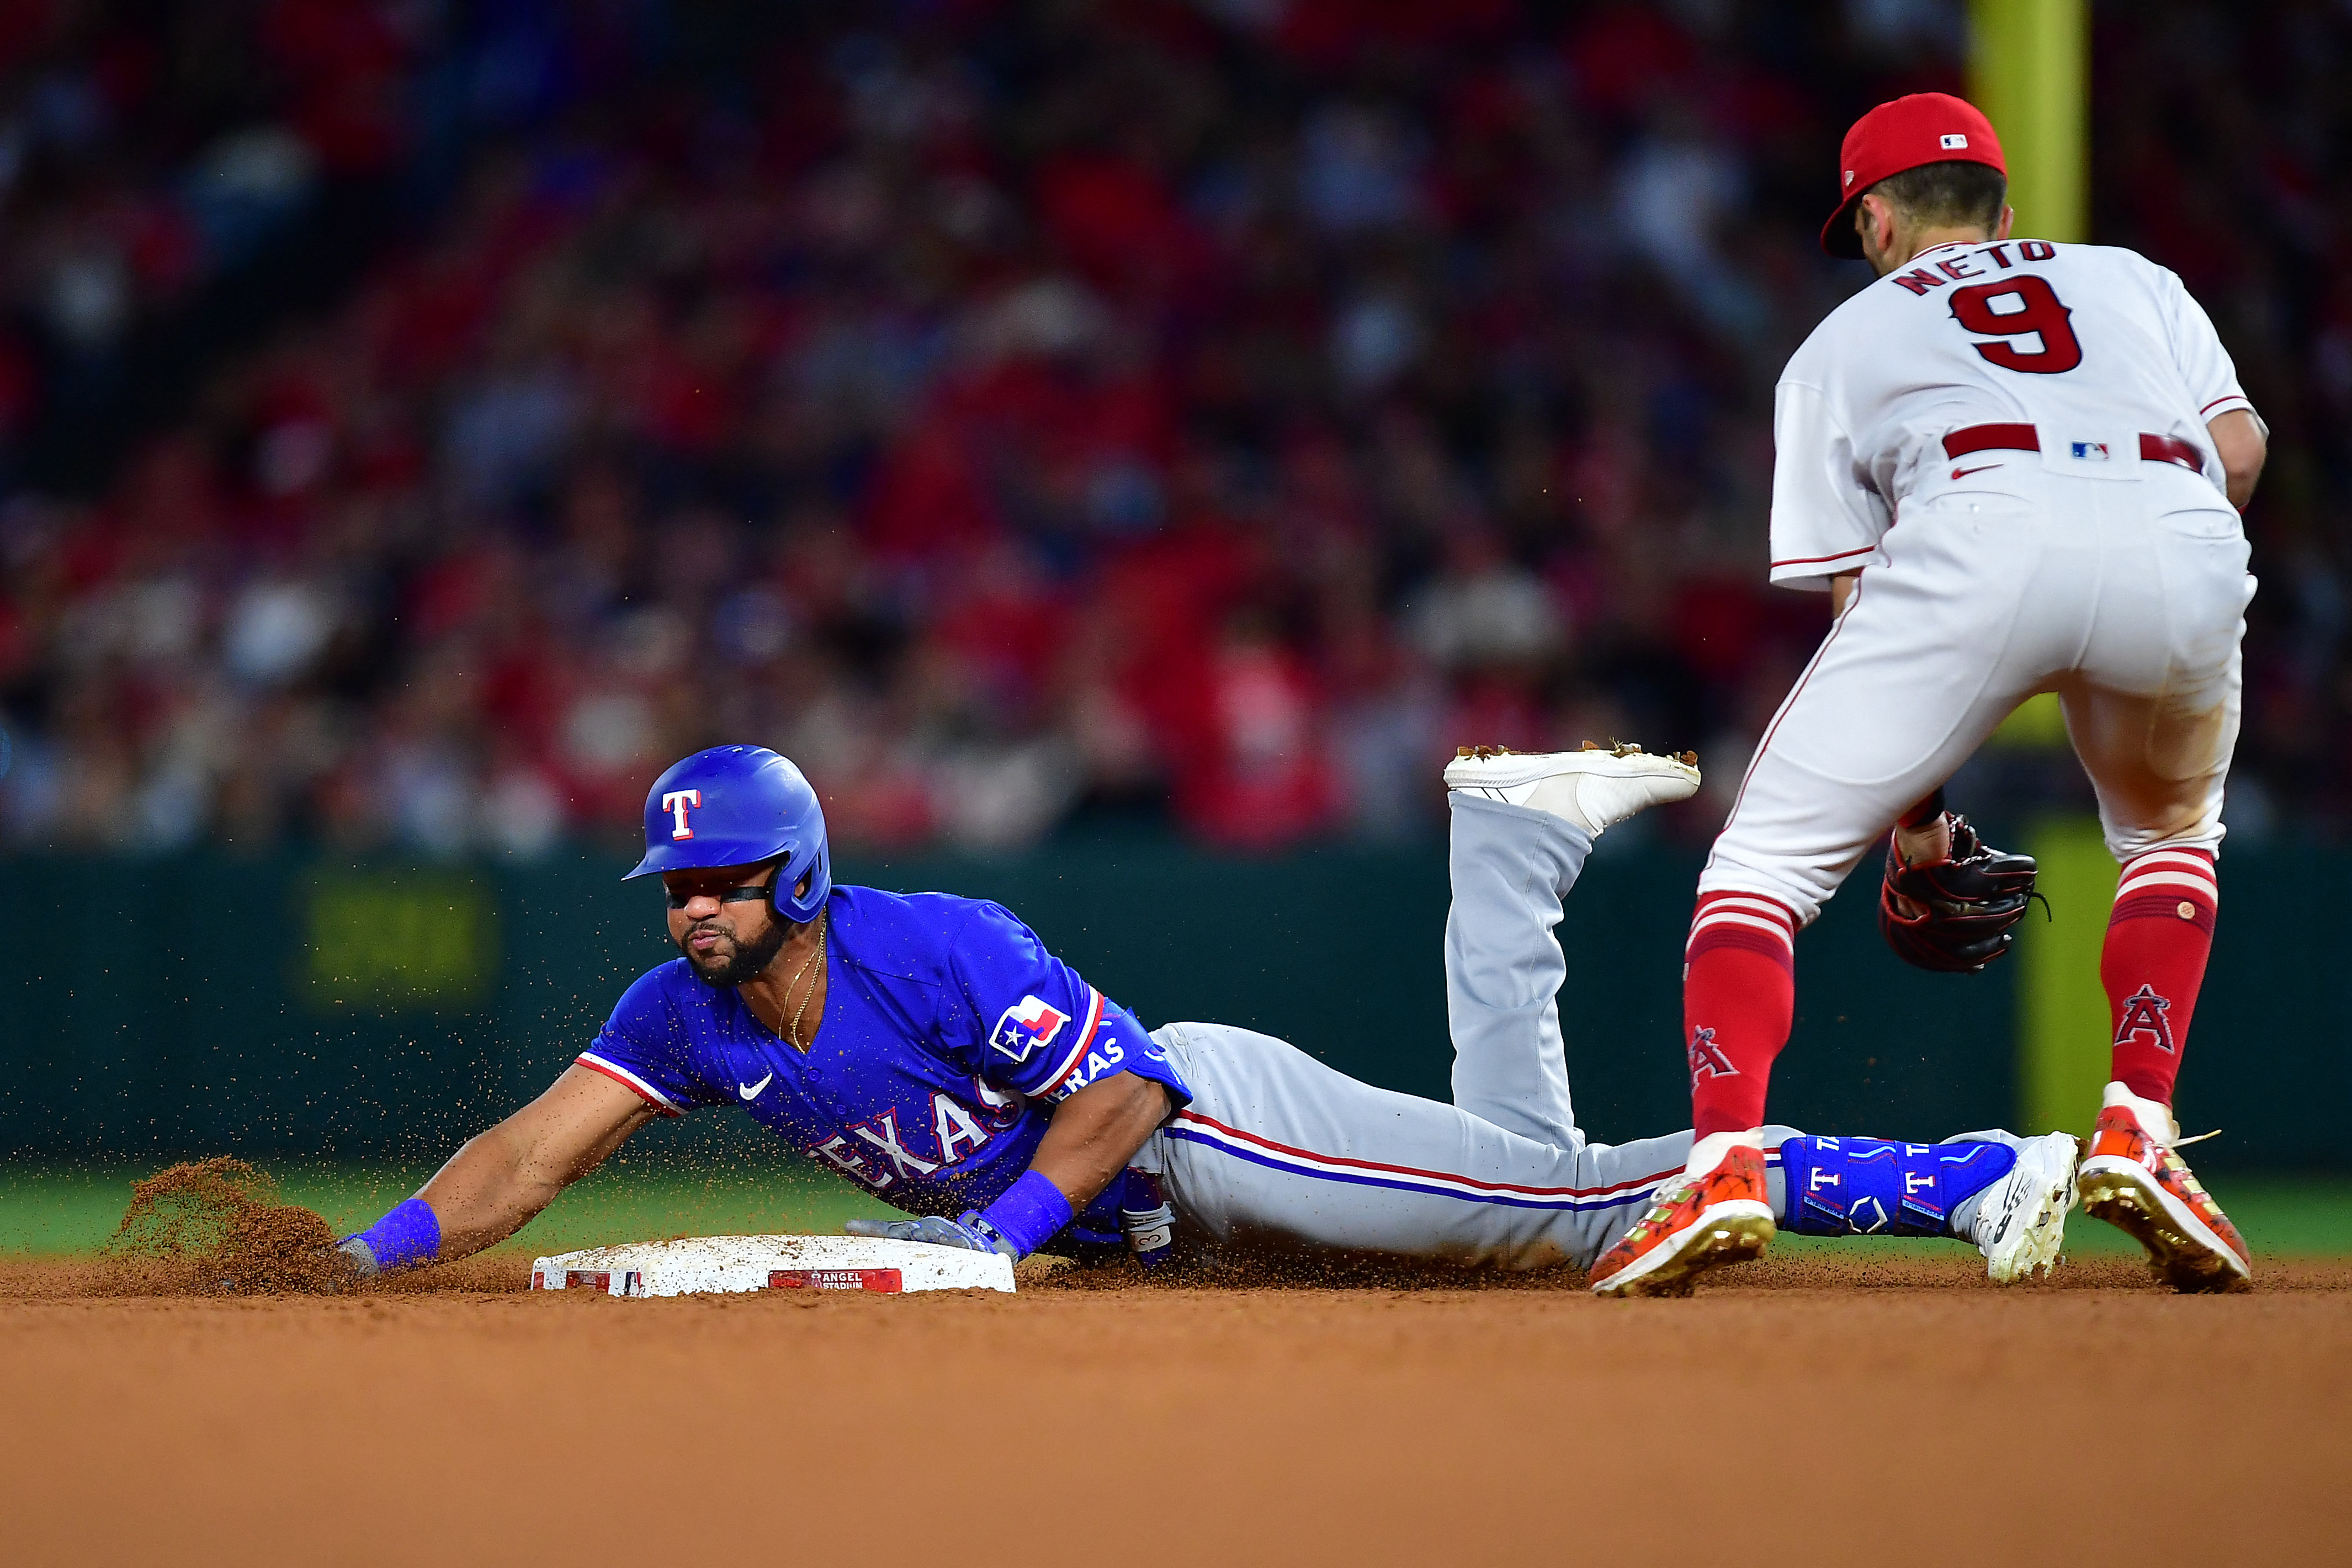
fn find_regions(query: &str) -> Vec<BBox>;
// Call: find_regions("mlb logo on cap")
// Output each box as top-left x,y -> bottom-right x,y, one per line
1821,92 -> 2007,258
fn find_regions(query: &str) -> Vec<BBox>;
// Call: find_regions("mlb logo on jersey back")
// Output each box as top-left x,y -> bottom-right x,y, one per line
2071,441 -> 2110,461
989,995 -> 1069,1061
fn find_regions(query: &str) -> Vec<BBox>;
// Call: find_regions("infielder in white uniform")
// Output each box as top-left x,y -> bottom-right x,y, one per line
1590,94 -> 2268,1298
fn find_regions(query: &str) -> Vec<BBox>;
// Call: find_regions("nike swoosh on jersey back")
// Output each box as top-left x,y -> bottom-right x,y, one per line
739,1071 -> 774,1101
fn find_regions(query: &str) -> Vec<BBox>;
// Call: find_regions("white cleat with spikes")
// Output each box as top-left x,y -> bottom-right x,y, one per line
1442,743 -> 1701,838
1952,1129 -> 2080,1283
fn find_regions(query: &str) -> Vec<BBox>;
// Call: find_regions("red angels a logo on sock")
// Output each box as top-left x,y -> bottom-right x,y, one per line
1687,1025 -> 1739,1083
2112,985 -> 2177,1054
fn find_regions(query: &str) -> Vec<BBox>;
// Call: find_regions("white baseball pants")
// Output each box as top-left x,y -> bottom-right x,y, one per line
1137,794 -> 1797,1272
1703,462 -> 2254,922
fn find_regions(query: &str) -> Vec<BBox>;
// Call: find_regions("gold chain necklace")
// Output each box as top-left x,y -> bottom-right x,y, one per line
777,914 -> 827,1050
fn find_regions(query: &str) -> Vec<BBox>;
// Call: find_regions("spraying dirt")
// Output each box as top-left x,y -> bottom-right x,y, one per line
103,1157 -> 346,1294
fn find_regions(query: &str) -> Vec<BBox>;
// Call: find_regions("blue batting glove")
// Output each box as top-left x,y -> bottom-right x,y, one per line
846,1214 -> 1017,1257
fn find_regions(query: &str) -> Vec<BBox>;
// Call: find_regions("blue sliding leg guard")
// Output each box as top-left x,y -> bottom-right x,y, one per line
1778,1137 -> 2017,1237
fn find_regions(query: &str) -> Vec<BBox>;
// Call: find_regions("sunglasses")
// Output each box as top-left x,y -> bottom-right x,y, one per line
665,878 -> 776,910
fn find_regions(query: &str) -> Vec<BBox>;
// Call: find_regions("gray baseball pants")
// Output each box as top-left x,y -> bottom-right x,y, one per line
1138,794 -> 1798,1272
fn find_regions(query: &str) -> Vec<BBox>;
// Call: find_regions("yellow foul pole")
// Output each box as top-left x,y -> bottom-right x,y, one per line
1970,0 -> 2103,1134
1968,0 -> 2088,243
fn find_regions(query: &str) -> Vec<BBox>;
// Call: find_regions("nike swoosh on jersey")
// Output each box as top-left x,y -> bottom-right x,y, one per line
1949,463 -> 2004,479
739,1071 -> 774,1101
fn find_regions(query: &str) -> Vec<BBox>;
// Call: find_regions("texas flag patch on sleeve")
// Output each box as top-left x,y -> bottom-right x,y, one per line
989,996 -> 1070,1062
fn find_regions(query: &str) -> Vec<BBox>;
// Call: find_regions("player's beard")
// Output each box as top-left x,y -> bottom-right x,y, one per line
678,914 -> 791,988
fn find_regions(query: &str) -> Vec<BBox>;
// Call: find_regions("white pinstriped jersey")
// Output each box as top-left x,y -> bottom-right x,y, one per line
1767,238 -> 2256,589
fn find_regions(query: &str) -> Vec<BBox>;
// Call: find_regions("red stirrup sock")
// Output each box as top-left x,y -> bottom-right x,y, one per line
1684,891 -> 1799,1137
2101,848 -> 2218,1106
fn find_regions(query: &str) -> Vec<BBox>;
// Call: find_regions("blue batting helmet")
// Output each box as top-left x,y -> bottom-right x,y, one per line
625,746 -> 832,923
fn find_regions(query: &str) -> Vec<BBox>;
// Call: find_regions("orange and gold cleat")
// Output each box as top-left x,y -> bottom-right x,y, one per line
1590,1135 -> 1776,1297
2077,1082 -> 2251,1293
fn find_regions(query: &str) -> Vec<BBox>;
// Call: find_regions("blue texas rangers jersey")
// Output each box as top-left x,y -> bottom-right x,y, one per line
575,885 -> 1190,1234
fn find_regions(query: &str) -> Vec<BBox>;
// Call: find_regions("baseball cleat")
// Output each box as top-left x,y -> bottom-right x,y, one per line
2077,1081 -> 2251,1293
1589,1133 -> 1775,1298
1956,1129 -> 2079,1283
1445,743 -> 1700,838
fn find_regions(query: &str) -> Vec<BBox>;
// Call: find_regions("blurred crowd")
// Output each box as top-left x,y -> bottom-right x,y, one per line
0,1 -> 418,454
0,0 -> 2343,859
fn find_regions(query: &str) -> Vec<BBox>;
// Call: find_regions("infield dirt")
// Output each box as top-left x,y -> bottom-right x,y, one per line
2,1252 -> 2345,1566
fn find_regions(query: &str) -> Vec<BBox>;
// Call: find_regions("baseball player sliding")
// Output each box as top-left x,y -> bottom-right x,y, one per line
332,742 -> 2078,1285
1590,94 -> 2267,1298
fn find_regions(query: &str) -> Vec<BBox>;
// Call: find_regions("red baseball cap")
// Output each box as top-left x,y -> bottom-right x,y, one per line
1821,92 -> 2007,258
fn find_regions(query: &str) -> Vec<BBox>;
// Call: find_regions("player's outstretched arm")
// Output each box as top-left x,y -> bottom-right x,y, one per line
337,1065 -> 662,1277
2207,409 -> 2266,512
848,1071 -> 1172,1260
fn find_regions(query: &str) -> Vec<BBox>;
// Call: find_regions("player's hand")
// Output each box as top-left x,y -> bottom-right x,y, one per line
288,1238 -> 378,1295
1878,814 -> 2041,972
1120,1170 -> 1177,1267
335,1236 -> 383,1280
845,1214 -> 1018,1257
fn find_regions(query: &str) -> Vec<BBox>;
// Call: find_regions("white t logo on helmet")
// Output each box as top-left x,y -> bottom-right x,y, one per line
662,789 -> 703,839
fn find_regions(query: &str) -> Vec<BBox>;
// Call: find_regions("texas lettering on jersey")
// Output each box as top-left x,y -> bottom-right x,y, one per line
805,1087 -> 1023,1189
572,885 -> 1190,1224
